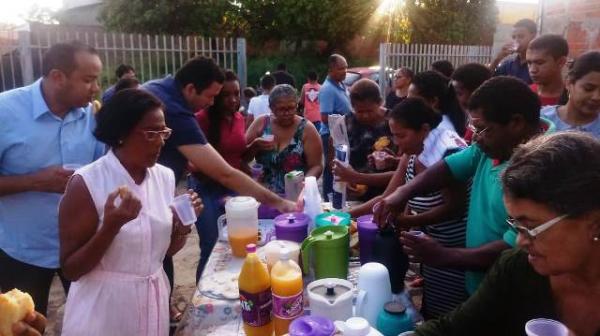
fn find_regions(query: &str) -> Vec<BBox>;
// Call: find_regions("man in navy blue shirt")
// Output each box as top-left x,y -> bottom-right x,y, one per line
143,57 -> 296,321
102,64 -> 136,104
490,19 -> 537,84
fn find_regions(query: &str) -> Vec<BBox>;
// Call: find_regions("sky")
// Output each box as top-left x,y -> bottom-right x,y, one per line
0,0 -> 63,25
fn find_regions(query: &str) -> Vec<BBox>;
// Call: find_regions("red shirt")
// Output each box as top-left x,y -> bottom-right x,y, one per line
195,110 -> 246,169
530,84 -> 561,107
302,82 -> 321,123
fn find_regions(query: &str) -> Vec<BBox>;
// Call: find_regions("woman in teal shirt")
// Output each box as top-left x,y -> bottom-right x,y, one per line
416,132 -> 600,336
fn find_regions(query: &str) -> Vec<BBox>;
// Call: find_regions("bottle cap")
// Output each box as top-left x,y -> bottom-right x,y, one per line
279,247 -> 290,260
246,244 -> 257,253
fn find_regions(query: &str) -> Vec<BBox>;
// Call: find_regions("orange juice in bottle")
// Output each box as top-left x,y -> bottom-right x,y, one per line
271,247 -> 304,336
239,244 -> 273,336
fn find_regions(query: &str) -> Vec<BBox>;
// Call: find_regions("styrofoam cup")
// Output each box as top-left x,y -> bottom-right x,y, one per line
525,318 -> 569,336
172,194 -> 197,226
262,134 -> 275,142
373,151 -> 387,170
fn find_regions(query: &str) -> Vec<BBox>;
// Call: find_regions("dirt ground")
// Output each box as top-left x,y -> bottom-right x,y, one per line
45,225 -> 200,335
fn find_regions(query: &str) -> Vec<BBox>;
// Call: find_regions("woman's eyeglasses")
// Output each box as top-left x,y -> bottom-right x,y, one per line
141,127 -> 172,142
506,214 -> 568,240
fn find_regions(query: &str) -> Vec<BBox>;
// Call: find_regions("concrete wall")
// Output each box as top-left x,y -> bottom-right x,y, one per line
541,0 -> 600,56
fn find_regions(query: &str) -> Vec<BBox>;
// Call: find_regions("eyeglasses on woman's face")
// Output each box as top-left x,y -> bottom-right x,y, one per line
506,214 -> 568,241
140,127 -> 172,142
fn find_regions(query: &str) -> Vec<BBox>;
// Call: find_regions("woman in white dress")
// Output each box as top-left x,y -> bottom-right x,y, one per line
58,89 -> 202,336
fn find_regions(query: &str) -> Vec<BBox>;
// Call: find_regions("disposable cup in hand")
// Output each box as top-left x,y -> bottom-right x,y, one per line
262,134 -> 275,143
407,230 -> 424,237
251,163 -> 263,180
525,318 -> 569,336
172,194 -> 197,226
373,151 -> 387,170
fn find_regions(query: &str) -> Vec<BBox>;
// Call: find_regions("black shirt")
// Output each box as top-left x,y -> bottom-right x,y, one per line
385,91 -> 405,110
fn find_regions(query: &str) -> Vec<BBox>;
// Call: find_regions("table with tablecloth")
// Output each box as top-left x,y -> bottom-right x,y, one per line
175,216 -> 421,336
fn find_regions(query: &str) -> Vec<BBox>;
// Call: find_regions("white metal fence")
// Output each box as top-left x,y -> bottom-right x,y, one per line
0,24 -> 247,93
378,43 -> 492,93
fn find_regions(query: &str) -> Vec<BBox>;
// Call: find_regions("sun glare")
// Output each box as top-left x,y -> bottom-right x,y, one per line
376,0 -> 404,15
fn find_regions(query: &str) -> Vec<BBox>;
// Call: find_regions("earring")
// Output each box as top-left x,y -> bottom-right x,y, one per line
594,237 -> 599,242
118,140 -> 123,145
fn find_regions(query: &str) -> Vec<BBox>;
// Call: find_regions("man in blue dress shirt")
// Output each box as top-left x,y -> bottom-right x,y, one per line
0,41 -> 105,315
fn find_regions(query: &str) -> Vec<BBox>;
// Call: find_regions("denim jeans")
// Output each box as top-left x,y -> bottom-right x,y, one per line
187,175 -> 233,282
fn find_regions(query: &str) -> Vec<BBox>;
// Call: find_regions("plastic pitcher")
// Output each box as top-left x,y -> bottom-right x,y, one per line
301,226 -> 349,279
357,215 -> 378,265
274,212 -> 310,243
224,196 -> 260,257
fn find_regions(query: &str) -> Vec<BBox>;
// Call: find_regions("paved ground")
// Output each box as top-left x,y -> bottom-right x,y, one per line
45,226 -> 200,335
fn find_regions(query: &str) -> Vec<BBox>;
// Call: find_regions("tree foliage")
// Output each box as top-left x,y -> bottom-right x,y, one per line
405,0 -> 498,45
100,0 -> 378,50
99,0 -> 239,36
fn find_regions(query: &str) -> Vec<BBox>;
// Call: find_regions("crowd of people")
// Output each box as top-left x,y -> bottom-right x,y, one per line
0,16 -> 599,336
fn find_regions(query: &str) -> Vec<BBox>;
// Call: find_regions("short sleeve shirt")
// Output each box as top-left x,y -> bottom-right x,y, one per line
318,77 -> 352,116
142,76 -> 207,182
444,144 -> 515,294
248,94 -> 271,118
541,105 -> 600,138
494,54 -> 532,84
195,110 -> 247,170
0,78 -> 105,268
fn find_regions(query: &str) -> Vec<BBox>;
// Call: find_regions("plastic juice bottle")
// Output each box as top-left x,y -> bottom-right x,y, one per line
271,248 -> 304,336
238,244 -> 273,336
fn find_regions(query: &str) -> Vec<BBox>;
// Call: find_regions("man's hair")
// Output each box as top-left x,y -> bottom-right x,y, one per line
94,89 -> 163,148
451,63 -> 492,92
260,74 -> 276,90
114,77 -> 140,93
431,60 -> 454,78
115,64 -> 135,78
528,34 -> 569,60
568,51 -> 600,83
243,87 -> 256,98
514,18 -> 537,35
328,54 -> 345,69
174,56 -> 225,93
42,41 -> 98,77
468,76 -> 540,126
349,78 -> 382,105
502,132 -> 600,217
397,67 -> 414,80
277,63 -> 287,71
307,71 -> 318,81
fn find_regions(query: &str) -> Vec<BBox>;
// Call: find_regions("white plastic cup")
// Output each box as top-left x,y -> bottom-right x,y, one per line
172,194 -> 197,226
262,134 -> 275,142
63,163 -> 82,171
373,151 -> 387,170
525,318 -> 569,336
407,230 -> 424,237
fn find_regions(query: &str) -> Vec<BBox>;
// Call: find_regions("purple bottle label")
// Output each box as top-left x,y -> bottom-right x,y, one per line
240,288 -> 272,327
272,290 -> 304,319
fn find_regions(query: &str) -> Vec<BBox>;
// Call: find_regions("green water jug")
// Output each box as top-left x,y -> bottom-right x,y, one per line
301,225 -> 349,280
